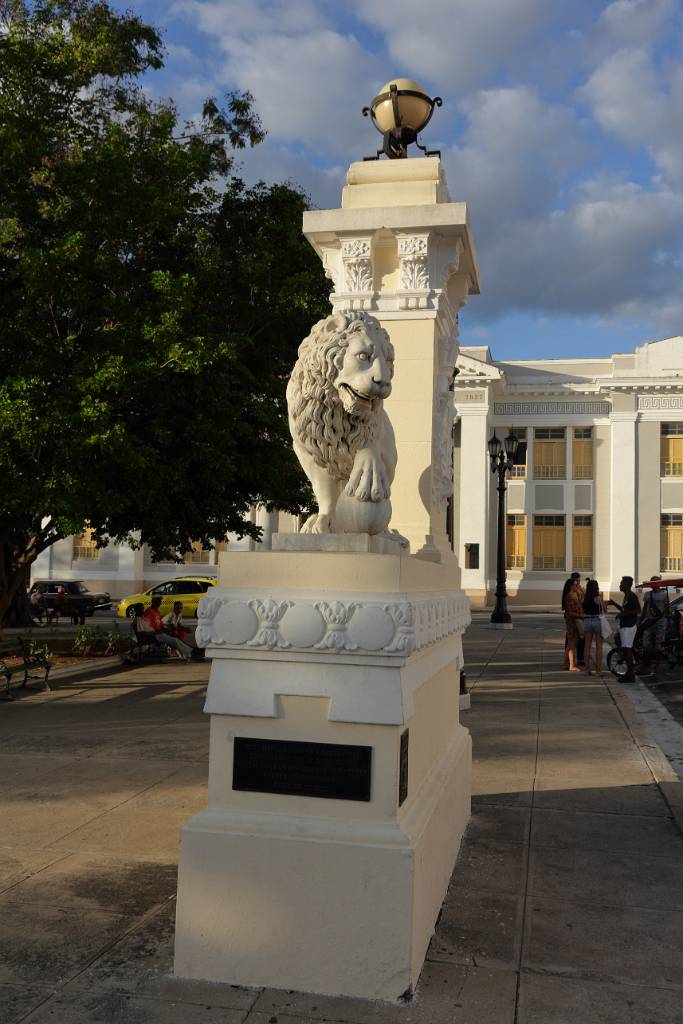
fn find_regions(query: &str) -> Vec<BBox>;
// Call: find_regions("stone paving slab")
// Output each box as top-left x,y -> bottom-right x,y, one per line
523,895 -> 683,989
19,990 -> 249,1023
251,962 -> 517,1023
2,616 -> 683,1022
517,973 -> 683,1024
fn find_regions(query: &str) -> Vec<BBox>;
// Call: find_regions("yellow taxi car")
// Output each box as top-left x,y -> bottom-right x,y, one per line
117,576 -> 216,619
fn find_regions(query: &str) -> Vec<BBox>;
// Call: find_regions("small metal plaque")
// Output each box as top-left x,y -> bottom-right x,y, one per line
398,729 -> 409,806
233,737 -> 372,802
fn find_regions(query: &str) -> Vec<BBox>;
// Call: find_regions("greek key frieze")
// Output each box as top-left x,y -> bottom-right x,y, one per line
639,396 -> 683,410
493,401 -> 611,416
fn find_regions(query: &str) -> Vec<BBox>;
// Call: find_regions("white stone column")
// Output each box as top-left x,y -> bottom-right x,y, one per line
610,408 -> 637,586
255,507 -> 277,550
117,534 -> 145,587
456,402 -> 490,603
303,158 -> 480,563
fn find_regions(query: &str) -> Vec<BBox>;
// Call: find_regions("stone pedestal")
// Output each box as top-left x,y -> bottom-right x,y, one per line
303,157 -> 480,566
174,548 -> 471,1000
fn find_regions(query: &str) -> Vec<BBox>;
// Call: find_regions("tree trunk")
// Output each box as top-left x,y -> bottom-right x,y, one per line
0,542 -> 39,631
0,528 -> 63,634
3,572 -> 35,627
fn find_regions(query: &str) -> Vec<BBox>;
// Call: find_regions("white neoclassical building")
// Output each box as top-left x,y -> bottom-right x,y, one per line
453,334 -> 683,607
29,508 -> 293,599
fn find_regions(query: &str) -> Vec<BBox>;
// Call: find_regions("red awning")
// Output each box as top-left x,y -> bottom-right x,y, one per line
639,577 -> 683,589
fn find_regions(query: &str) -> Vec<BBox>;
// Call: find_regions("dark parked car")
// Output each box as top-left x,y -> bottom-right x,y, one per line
29,581 -> 112,618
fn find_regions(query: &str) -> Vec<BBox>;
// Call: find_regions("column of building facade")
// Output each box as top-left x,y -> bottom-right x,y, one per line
457,399 -> 490,605
610,395 -> 638,588
116,534 -> 145,590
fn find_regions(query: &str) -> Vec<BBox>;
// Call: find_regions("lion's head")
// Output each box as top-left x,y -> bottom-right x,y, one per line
286,311 -> 394,480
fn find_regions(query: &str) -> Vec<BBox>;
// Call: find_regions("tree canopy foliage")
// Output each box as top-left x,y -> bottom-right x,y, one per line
0,0 -> 330,623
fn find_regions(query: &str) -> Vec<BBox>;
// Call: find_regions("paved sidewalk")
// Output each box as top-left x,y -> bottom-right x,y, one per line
2,618 -> 683,1023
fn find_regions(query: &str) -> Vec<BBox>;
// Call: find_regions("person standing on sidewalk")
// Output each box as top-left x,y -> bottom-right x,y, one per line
562,573 -> 585,667
640,577 -> 667,675
582,579 -> 606,675
608,576 -> 641,682
562,577 -> 584,672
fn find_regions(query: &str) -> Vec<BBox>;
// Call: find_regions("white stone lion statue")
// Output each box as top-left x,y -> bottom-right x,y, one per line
287,311 -> 398,536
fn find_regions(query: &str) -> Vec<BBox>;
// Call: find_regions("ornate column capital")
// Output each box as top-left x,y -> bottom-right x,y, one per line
340,236 -> 374,302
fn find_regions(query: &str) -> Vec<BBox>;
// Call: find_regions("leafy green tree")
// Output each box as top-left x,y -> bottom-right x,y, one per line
0,0 -> 329,625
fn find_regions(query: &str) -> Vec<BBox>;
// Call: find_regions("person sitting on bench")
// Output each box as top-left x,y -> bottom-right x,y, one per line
142,597 -> 193,660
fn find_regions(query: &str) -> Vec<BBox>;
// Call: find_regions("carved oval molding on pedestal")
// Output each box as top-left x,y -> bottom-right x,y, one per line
201,590 -> 471,657
214,601 -> 259,645
347,605 -> 395,651
280,603 -> 327,648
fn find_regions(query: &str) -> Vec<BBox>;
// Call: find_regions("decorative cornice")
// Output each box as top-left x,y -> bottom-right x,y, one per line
455,353 -> 502,381
639,395 -> 683,410
196,589 -> 471,657
493,400 -> 611,416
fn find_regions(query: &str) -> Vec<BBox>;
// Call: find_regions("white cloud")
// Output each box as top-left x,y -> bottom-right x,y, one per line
150,0 -> 683,340
579,46 -> 683,186
353,0 -> 548,94
171,0 -> 328,38
440,86 -> 683,331
234,138 -> 346,209
470,177 -> 683,330
596,0 -> 676,46
445,86 -> 587,224
169,0 -> 381,155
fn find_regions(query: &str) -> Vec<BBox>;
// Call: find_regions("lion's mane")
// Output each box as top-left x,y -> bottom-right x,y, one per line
287,311 -> 385,480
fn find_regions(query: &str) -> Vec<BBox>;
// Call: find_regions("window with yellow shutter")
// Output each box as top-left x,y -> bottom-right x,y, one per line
572,427 -> 593,479
533,428 -> 566,479
532,515 -> 566,570
572,514 -> 593,571
183,541 -> 211,564
661,514 -> 683,571
509,431 -> 527,478
660,423 -> 683,477
506,514 -> 526,569
72,526 -> 100,561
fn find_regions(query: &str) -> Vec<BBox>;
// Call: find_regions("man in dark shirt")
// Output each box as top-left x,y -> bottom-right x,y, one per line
608,576 -> 641,682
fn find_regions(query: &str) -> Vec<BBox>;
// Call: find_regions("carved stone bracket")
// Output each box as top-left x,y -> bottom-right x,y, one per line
398,235 -> 429,289
397,234 -> 430,308
341,238 -> 373,294
196,589 -> 471,657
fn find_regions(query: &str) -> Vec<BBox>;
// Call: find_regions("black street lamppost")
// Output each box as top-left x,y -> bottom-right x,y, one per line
488,429 -> 520,627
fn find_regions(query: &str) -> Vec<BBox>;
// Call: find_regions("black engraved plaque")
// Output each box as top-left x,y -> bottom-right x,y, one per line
398,729 -> 409,806
233,737 -> 372,802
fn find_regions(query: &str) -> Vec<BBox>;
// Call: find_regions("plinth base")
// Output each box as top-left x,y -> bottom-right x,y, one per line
271,531 -> 405,555
175,726 -> 470,999
174,550 -> 472,1000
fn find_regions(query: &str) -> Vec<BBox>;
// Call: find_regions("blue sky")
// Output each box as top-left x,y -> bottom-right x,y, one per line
120,0 -> 683,361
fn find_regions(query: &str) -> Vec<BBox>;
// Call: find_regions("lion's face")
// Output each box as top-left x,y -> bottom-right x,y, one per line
334,320 -> 394,415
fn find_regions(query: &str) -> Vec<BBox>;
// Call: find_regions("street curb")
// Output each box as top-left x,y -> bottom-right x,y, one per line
606,677 -> 683,833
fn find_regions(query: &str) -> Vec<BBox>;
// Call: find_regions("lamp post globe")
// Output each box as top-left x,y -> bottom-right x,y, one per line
503,429 -> 518,463
487,431 -> 502,466
363,78 -> 443,160
373,78 -> 433,134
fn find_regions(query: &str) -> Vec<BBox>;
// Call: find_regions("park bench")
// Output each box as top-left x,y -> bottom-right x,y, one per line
0,639 -> 51,700
126,621 -> 165,664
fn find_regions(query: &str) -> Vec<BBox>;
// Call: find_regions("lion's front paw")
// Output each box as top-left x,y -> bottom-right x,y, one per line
300,513 -> 333,534
345,450 -> 389,503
